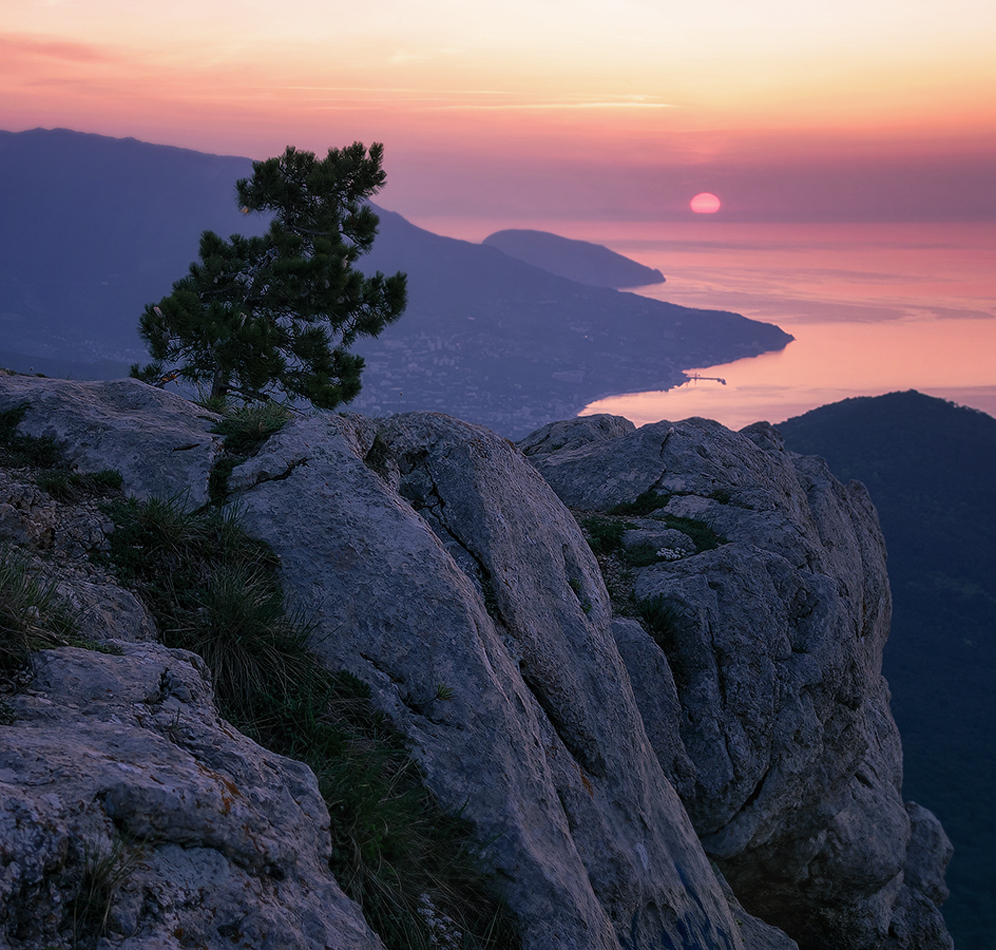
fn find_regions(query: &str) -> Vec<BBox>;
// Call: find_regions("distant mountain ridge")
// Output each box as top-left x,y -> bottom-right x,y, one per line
481,228 -> 666,288
0,128 -> 792,436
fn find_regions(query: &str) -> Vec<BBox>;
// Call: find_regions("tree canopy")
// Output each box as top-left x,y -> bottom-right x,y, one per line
132,142 -> 406,409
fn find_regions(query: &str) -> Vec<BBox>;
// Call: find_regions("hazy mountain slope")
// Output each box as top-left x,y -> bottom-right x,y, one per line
0,128 -> 260,363
481,228 -> 666,288
0,128 -> 791,435
778,390 -> 996,950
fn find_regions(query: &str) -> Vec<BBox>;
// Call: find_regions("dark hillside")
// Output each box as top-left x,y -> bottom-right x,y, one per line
778,390 -> 996,950
0,128 -> 258,363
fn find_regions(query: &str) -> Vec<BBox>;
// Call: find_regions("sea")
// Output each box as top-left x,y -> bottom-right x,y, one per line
412,218 -> 996,428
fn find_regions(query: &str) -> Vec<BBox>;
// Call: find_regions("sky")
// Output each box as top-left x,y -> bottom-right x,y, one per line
2,0 -> 996,223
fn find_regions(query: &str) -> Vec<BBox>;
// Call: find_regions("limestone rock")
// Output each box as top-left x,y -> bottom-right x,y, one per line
0,375 -> 222,507
53,576 -> 158,644
517,413 -> 636,457
521,414 -> 953,949
0,463 -> 157,645
0,377 -> 952,950
0,642 -> 386,950
230,409 -> 752,950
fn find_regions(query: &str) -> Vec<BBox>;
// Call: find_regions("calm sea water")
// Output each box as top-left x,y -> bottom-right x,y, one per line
415,218 -> 996,428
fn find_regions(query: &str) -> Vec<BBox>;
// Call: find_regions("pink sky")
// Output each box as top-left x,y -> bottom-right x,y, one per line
3,0 -> 995,223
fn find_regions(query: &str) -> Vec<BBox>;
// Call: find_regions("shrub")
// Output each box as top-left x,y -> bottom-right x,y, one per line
655,514 -> 725,553
605,489 -> 727,553
580,516 -> 630,555
607,489 -> 670,517
623,541 -> 660,568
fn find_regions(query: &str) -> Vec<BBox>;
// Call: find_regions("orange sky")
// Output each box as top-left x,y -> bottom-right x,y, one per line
3,0 -> 995,221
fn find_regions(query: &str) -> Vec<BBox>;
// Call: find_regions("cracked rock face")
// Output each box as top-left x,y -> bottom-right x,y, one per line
0,375 -> 223,507
0,379 -> 951,950
521,415 -> 953,950
0,642 -> 385,950
229,409 -> 768,950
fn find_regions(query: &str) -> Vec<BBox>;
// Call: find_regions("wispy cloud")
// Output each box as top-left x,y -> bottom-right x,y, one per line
272,86 -> 675,111
928,306 -> 995,321
431,99 -> 676,112
0,32 -> 120,65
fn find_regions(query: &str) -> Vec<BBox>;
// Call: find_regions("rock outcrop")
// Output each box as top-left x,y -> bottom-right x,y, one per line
1,640 -> 386,950
0,376 -> 222,506
227,410 -> 757,950
521,415 -> 953,949
0,376 -> 953,950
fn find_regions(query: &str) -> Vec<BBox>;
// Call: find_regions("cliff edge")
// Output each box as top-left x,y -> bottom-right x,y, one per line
0,375 -> 952,949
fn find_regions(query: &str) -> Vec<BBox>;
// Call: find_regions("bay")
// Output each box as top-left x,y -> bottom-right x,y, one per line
415,218 -> 996,428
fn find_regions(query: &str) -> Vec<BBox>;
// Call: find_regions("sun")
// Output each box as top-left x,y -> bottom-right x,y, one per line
690,192 -> 721,214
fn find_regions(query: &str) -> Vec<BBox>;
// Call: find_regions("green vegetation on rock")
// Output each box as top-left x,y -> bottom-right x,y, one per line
0,545 -> 79,679
1,396 -> 516,950
103,494 -> 518,950
208,400 -> 293,503
1,402 -> 123,500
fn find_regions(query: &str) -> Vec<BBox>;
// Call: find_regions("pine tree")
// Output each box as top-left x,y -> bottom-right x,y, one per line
132,142 -> 406,409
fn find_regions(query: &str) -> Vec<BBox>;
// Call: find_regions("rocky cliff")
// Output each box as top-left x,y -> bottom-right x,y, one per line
0,375 -> 952,950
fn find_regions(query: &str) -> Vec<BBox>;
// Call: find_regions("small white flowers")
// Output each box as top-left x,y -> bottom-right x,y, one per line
417,893 -> 463,948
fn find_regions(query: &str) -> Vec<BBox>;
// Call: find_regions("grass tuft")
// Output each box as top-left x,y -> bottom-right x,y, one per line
35,468 -> 123,502
102,496 -> 519,950
0,403 -> 64,468
0,545 -> 78,677
211,401 -> 292,457
637,595 -> 688,653
209,402 -> 292,504
101,496 -> 285,719
69,835 -> 140,949
0,402 -> 122,500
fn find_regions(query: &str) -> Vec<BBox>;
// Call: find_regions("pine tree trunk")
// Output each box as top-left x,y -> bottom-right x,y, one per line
210,368 -> 229,404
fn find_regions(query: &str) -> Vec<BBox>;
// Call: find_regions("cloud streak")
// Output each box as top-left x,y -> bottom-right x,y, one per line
0,32 -> 121,64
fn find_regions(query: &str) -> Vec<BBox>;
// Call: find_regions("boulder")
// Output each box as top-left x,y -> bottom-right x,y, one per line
229,409 -> 754,950
0,458 -> 158,645
0,374 -> 222,507
0,642 -> 385,950
521,415 -> 953,949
